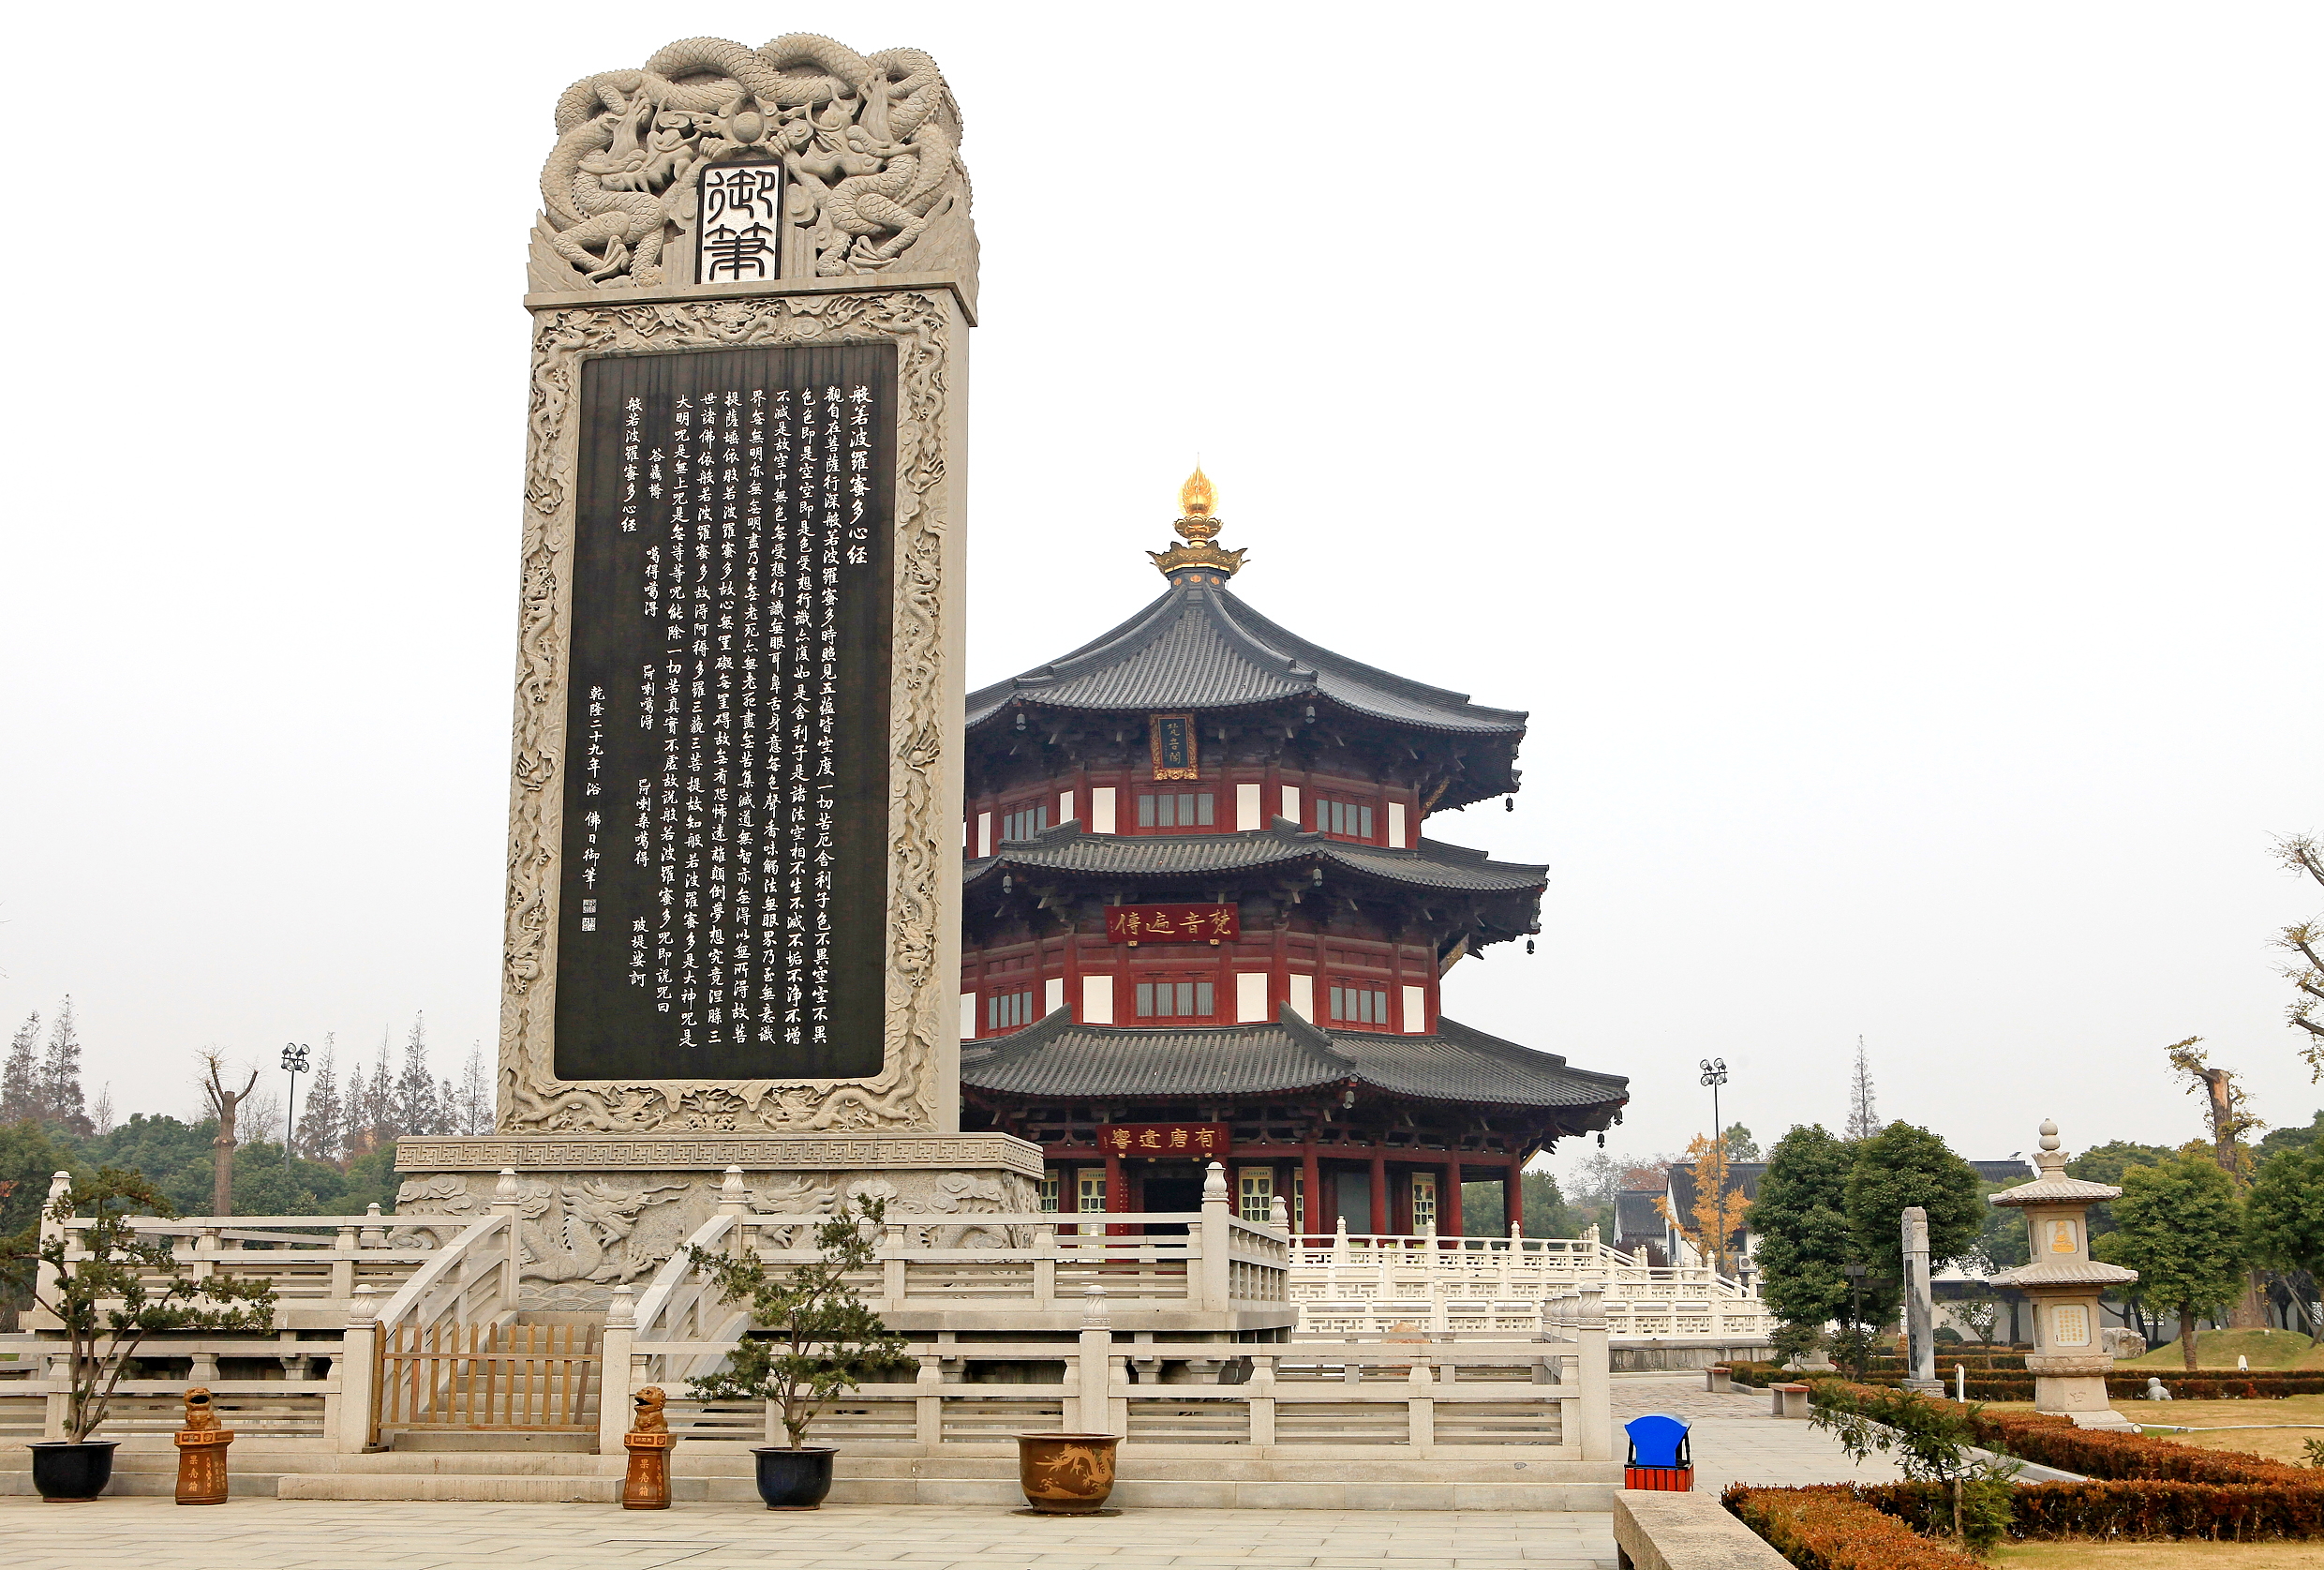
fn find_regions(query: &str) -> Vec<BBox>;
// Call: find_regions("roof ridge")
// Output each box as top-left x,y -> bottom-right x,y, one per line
1216,587 -> 1527,725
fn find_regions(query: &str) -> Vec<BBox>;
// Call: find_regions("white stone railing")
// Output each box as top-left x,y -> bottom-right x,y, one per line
606,1285 -> 1613,1460
1286,1226 -> 1773,1341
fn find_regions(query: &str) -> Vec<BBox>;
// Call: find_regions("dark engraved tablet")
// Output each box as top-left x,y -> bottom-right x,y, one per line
553,342 -> 897,1083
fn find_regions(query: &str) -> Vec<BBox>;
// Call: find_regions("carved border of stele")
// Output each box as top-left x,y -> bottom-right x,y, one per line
499,286 -> 965,1137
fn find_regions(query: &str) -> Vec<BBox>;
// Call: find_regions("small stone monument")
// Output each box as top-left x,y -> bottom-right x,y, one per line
1986,1120 -> 2138,1429
1899,1205 -> 1942,1394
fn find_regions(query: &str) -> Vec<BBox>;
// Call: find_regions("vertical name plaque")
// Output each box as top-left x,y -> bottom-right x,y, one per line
553,343 -> 898,1083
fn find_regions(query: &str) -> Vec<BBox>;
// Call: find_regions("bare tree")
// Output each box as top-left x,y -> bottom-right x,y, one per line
2165,1036 -> 2268,1328
89,1083 -> 114,1136
1844,1036 -> 1880,1141
199,1053 -> 260,1218
2272,833 -> 2323,1081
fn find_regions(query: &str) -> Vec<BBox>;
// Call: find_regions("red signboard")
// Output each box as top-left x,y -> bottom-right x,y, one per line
1104,904 -> 1240,944
1099,1122 -> 1231,1158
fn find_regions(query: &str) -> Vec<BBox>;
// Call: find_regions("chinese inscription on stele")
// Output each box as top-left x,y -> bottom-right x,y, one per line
555,343 -> 897,1084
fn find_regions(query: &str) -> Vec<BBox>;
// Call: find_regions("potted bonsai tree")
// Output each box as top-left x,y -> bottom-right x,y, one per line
686,1194 -> 906,1509
9,1168 -> 276,1501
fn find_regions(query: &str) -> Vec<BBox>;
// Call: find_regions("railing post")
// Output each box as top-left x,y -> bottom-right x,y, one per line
338,1286 -> 380,1453
598,1285 -> 636,1456
1077,1285 -> 1117,1436
1408,1353 -> 1433,1452
915,1355 -> 944,1447
1032,1219 -> 1058,1308
360,1204 -> 387,1249
1247,1353 -> 1277,1446
332,1220 -> 359,1299
492,1170 -> 523,1312
1577,1286 -> 1612,1461
1199,1161 -> 1230,1310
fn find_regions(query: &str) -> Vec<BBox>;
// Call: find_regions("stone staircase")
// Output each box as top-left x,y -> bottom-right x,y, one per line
2,1441 -> 1617,1510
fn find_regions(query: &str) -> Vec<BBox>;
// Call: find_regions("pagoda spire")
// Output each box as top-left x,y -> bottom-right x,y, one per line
1148,464 -> 1248,586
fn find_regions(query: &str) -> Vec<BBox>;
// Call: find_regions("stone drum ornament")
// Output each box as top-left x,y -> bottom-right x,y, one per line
173,1386 -> 233,1505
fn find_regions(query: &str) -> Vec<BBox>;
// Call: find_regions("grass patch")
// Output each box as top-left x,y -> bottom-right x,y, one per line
1993,1542 -> 2324,1567
2123,1331 -> 2324,1371
1979,1394 -> 2324,1466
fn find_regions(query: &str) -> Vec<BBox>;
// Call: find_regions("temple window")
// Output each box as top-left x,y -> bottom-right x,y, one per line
1237,1167 -> 1274,1223
1411,1173 -> 1438,1234
1137,789 -> 1216,830
1318,795 -> 1375,842
1076,1170 -> 1108,1213
986,987 -> 1037,1032
1330,983 -> 1389,1025
1037,1173 -> 1060,1212
1136,977 -> 1217,1019
1000,801 -> 1049,843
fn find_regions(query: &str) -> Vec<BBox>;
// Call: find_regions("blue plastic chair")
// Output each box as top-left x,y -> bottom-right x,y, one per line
1624,1413 -> 1691,1470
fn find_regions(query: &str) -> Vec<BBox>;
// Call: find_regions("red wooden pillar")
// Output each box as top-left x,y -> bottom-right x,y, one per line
1302,1144 -> 1322,1240
1504,1157 -> 1524,1235
1442,1160 -> 1464,1240
1369,1152 -> 1389,1236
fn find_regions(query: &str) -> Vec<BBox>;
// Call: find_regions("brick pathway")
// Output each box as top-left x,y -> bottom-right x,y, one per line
1610,1373 -> 1906,1494
0,1496 -> 1618,1570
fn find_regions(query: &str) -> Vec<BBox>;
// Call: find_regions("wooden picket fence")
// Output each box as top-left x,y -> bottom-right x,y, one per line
374,1321 -> 600,1439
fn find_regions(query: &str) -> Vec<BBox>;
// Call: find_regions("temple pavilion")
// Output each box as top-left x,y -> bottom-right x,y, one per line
956,472 -> 1629,1239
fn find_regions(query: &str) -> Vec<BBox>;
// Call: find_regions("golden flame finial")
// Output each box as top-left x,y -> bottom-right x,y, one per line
1180,465 -> 1215,519
1150,463 -> 1246,582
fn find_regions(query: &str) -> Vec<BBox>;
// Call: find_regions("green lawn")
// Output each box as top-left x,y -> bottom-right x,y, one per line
2122,1329 -> 2324,1370
1996,1544 -> 2324,1568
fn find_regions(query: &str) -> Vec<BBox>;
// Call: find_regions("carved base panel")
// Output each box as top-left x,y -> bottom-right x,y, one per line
394,1132 -> 1039,1313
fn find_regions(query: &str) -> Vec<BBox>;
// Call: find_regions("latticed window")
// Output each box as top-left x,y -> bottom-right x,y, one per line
1330,983 -> 1388,1024
1001,802 -> 1049,843
1137,791 -> 1215,829
1410,1173 -> 1438,1234
986,988 -> 1036,1031
1237,1168 -> 1274,1223
1136,978 -> 1216,1019
1318,796 -> 1374,841
1038,1174 -> 1060,1213
1077,1171 -> 1108,1213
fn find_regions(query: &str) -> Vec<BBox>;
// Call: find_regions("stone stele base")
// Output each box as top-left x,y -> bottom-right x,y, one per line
393,1132 -> 1042,1313
2030,1367 -> 2138,1431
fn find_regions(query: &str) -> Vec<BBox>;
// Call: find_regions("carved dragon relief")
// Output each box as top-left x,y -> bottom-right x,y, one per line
533,34 -> 974,296
500,288 -> 957,1137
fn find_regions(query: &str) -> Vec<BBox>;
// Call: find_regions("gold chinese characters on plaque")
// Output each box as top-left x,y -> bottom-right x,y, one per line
1099,1122 -> 1229,1158
1149,713 -> 1198,779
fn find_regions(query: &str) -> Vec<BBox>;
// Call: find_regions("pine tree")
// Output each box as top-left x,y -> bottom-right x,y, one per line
296,1038 -> 345,1165
457,1041 -> 492,1135
39,998 -> 91,1137
394,1014 -> 439,1138
1844,1037 -> 1880,1141
359,1027 -> 399,1149
2,1012 -> 40,1124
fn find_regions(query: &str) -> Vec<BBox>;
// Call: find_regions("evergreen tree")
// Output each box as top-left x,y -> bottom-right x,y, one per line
1844,1037 -> 1879,1141
38,998 -> 90,1137
355,1028 -> 398,1150
1753,1124 -> 1856,1349
1844,1122 -> 1984,1328
295,1039 -> 346,1165
394,1014 -> 439,1137
1721,1123 -> 1762,1161
1,1012 -> 40,1124
2100,1152 -> 2248,1370
457,1041 -> 493,1135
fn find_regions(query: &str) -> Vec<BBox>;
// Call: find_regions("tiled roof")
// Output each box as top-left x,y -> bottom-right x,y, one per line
964,820 -> 1547,895
1988,1173 -> 2123,1207
964,582 -> 1527,738
1987,1258 -> 2139,1289
1668,1161 -> 1770,1214
958,1009 -> 1628,1115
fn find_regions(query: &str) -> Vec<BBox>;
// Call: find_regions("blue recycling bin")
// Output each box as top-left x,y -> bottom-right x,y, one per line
1623,1413 -> 1692,1491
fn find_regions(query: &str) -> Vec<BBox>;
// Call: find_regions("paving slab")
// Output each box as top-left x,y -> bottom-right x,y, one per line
1611,1372 -> 1907,1493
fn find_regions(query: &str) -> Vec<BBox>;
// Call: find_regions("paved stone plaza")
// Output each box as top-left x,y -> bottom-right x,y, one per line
1608,1372 -> 1907,1494
0,1499 -> 1620,1570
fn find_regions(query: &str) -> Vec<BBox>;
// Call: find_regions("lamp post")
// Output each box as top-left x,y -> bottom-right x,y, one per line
1698,1057 -> 1730,1278
281,1043 -> 309,1165
1842,1263 -> 1870,1379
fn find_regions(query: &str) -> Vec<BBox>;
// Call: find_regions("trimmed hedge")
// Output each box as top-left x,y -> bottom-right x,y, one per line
1845,1371 -> 2323,1400
1861,1478 -> 2324,1542
1723,1484 -> 1985,1569
1963,1403 -> 2320,1487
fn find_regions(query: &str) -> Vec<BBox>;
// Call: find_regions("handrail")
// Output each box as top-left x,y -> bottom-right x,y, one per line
373,1214 -> 507,1330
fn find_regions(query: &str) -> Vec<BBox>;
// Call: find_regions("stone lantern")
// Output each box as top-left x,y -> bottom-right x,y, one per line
1986,1120 -> 2138,1429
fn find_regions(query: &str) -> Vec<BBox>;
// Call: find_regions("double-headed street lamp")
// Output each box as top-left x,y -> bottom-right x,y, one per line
281,1043 -> 310,1164
1699,1057 -> 1731,1277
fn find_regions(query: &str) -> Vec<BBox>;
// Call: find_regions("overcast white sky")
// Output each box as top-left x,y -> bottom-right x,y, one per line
1,5 -> 2317,1178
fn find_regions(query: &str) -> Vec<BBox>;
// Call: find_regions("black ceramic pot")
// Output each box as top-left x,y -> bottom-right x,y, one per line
750,1445 -> 835,1509
29,1442 -> 119,1502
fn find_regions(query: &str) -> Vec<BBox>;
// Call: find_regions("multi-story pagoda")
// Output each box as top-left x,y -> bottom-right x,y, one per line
954,472 -> 1628,1239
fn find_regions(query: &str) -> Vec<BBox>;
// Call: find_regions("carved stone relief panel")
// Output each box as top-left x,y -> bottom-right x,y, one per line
533,34 -> 976,303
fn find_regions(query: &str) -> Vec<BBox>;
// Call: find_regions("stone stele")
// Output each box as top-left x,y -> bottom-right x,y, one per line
396,36 -> 1028,1303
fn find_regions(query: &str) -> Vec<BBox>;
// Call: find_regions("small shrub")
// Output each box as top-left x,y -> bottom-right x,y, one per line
1724,1484 -> 1986,1569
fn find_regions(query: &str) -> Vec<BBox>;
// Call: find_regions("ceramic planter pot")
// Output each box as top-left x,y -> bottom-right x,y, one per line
1014,1432 -> 1121,1514
30,1442 -> 119,1502
749,1444 -> 835,1509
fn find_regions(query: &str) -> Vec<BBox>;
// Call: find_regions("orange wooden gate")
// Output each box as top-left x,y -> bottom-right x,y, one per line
373,1322 -> 599,1440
